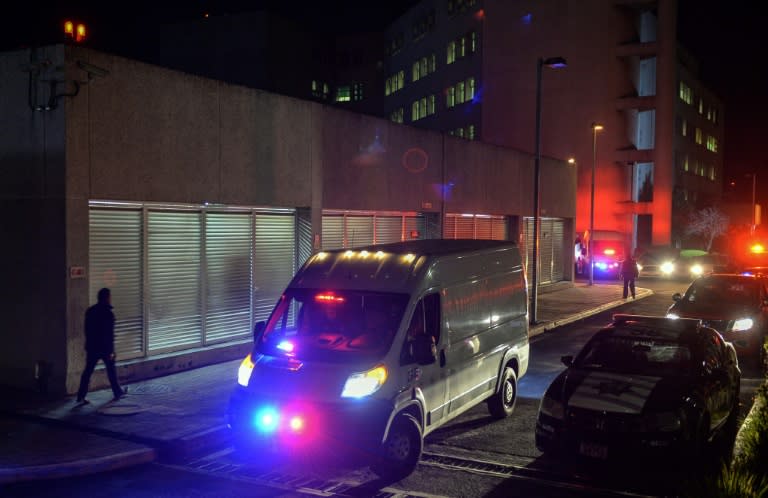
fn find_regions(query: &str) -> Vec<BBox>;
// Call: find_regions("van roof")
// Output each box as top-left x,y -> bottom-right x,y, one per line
290,239 -> 520,293
357,239 -> 517,256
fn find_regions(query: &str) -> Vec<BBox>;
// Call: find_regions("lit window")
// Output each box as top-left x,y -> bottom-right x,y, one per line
398,70 -> 405,90
706,136 -> 718,152
447,41 -> 456,64
683,155 -> 689,172
311,80 -> 317,92
390,107 -> 404,123
412,61 -> 420,82
459,36 -> 466,58
428,95 -> 436,115
420,57 -> 428,77
353,83 -> 363,101
420,97 -> 427,118
681,119 -> 687,137
447,86 -> 455,108
412,101 -> 419,121
323,83 -> 329,99
385,79 -> 391,96
466,77 -> 475,101
457,81 -> 465,103
336,86 -> 351,102
679,81 -> 692,105
456,127 -> 465,138
698,98 -> 704,114
695,128 -> 702,145
429,54 -> 436,72
468,124 -> 476,140
470,31 -> 478,52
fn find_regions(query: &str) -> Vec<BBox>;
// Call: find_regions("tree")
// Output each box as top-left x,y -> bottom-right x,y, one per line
684,207 -> 729,252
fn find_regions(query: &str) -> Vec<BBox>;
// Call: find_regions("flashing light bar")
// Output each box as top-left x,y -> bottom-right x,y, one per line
315,292 -> 345,303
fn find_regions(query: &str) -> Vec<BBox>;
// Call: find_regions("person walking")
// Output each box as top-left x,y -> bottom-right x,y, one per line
621,253 -> 639,299
76,288 -> 126,403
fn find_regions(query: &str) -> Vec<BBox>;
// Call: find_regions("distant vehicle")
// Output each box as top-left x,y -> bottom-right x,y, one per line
228,240 -> 530,479
677,254 -> 732,279
636,247 -> 680,279
576,230 -> 627,279
536,314 -> 741,463
667,273 -> 768,367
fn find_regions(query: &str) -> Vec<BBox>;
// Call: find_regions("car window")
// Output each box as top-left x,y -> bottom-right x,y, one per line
575,334 -> 692,375
685,278 -> 758,305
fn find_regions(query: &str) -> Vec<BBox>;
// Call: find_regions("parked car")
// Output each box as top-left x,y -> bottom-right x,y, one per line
667,273 -> 768,367
535,314 -> 741,463
677,254 -> 732,280
637,248 -> 679,279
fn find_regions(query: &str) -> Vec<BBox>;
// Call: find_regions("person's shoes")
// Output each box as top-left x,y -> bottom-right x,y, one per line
113,387 -> 128,401
76,398 -> 90,404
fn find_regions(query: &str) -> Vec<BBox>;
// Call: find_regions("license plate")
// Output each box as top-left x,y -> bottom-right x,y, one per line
579,441 -> 608,459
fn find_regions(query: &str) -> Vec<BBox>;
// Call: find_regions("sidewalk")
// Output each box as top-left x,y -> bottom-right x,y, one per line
0,282 -> 651,484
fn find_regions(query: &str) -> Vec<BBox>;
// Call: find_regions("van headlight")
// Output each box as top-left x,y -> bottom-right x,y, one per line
666,313 -> 679,319
661,261 -> 675,275
341,365 -> 388,398
539,395 -> 565,420
237,354 -> 255,387
732,318 -> 755,332
690,264 -> 704,276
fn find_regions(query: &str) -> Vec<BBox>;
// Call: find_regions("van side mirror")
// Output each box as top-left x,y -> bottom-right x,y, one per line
561,355 -> 574,367
252,321 -> 266,342
672,292 -> 682,302
412,335 -> 437,365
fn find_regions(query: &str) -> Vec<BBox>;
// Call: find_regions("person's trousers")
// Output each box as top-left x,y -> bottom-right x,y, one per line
77,353 -> 122,399
623,278 -> 636,299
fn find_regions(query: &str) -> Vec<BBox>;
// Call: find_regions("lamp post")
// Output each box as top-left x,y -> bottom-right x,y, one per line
589,122 -> 603,286
531,56 -> 567,325
749,172 -> 757,235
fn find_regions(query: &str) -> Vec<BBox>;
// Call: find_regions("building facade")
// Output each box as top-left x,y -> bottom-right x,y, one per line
381,0 -> 724,251
1,44 -> 575,395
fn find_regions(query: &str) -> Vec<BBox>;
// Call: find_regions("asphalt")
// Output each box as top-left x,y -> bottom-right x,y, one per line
0,282 -> 653,485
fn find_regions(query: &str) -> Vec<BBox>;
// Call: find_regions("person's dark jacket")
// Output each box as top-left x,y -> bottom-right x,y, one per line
84,302 -> 115,356
621,258 -> 639,279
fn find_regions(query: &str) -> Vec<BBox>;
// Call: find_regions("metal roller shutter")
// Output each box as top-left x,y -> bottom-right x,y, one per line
491,217 -> 508,240
540,219 -> 554,284
253,213 -> 296,322
475,217 -> 493,239
551,220 -> 565,282
346,216 -> 374,248
89,209 -> 144,359
322,215 -> 344,250
376,216 -> 403,244
205,213 -> 252,344
148,211 -> 202,353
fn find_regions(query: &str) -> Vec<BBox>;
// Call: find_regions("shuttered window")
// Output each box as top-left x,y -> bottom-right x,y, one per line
253,213 -> 296,322
444,214 -> 508,240
524,217 -> 566,286
322,211 -> 426,249
89,209 -> 144,359
205,213 -> 252,344
148,211 -> 202,353
90,203 -> 298,360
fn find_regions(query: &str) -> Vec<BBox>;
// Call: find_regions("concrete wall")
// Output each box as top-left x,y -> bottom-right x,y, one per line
1,44 -> 574,395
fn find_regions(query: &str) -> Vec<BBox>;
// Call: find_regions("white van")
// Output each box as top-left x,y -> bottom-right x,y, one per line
228,239 -> 529,478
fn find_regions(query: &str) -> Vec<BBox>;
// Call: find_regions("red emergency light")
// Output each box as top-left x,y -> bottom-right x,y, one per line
64,20 -> 87,43
315,293 -> 345,303
603,248 -> 616,255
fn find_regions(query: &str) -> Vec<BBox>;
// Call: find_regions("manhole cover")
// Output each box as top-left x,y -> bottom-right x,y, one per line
129,384 -> 174,395
97,403 -> 145,416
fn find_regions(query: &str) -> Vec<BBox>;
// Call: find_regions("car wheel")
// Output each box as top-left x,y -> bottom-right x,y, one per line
370,413 -> 422,480
487,366 -> 518,419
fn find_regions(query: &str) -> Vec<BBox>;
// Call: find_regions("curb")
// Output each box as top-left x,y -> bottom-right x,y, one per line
530,288 -> 654,339
0,446 -> 156,484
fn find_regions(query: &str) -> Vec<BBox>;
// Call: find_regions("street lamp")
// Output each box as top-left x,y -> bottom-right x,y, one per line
531,56 -> 567,325
747,172 -> 757,235
589,122 -> 603,286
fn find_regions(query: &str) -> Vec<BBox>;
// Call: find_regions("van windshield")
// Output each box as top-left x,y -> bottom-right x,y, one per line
257,289 -> 409,362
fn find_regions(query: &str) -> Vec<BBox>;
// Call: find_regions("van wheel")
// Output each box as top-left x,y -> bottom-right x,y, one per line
488,366 -> 517,419
370,413 -> 422,480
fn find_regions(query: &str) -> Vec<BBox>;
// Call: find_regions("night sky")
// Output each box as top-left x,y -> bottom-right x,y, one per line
2,1 -> 764,200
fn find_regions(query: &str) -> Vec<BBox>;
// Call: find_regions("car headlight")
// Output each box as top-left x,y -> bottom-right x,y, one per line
732,318 -> 755,332
661,262 -> 675,275
237,353 -> 255,387
341,364 -> 388,398
539,395 -> 565,420
690,264 -> 703,276
644,410 -> 682,432
666,313 -> 679,319
636,263 -> 643,272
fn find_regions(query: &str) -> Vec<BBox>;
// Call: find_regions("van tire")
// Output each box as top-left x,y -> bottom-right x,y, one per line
370,413 -> 422,480
488,366 -> 517,419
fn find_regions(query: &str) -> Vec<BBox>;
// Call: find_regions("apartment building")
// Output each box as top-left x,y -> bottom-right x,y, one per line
382,0 -> 724,250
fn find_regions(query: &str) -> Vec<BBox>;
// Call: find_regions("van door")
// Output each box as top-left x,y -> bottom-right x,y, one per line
401,293 -> 447,427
